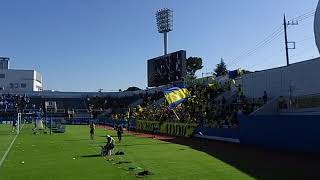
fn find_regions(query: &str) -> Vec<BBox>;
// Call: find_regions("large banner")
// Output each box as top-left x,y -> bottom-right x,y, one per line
136,120 -> 198,137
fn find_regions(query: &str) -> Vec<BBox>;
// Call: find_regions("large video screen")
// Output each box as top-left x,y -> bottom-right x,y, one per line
148,50 -> 187,87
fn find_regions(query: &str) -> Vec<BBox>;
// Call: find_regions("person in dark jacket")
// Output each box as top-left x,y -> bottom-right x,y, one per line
89,121 -> 95,143
116,125 -> 123,143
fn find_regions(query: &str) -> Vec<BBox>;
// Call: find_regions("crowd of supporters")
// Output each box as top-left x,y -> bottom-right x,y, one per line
84,81 -> 267,129
86,95 -> 139,111
0,80 -> 269,128
0,79 -> 266,129
140,91 -> 163,107
85,92 -> 163,118
86,91 -> 163,110
131,82 -> 266,128
0,94 -> 30,111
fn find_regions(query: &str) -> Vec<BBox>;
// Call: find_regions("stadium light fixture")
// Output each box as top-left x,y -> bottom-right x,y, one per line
156,8 -> 173,55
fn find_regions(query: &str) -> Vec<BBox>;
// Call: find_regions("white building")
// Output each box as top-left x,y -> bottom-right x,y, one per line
0,57 -> 43,93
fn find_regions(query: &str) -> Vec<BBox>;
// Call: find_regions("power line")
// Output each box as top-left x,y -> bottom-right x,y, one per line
228,26 -> 283,66
284,10 -> 315,65
227,9 -> 316,68
290,44 -> 317,59
284,14 -> 299,66
248,48 -> 285,70
291,9 -> 316,22
251,36 -> 316,69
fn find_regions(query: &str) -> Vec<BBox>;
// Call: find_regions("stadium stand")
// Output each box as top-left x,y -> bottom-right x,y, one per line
0,94 -> 30,119
131,82 -> 265,128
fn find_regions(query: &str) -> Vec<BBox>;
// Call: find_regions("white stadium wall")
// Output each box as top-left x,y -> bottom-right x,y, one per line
315,0 -> 320,53
239,57 -> 320,99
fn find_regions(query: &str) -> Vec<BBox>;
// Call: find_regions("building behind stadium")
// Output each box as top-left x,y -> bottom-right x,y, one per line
0,57 -> 43,93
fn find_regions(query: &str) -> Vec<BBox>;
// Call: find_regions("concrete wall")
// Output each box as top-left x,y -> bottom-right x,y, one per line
239,57 -> 320,98
193,115 -> 320,153
251,97 -> 280,115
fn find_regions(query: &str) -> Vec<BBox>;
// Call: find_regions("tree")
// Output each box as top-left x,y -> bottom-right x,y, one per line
186,57 -> 203,78
214,58 -> 228,77
125,86 -> 141,92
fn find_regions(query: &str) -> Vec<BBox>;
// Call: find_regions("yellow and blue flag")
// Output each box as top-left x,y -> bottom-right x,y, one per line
164,86 -> 191,109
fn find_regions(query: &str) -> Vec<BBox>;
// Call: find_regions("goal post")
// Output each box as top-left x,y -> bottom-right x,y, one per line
16,112 -> 30,135
17,113 -> 21,135
45,101 -> 57,135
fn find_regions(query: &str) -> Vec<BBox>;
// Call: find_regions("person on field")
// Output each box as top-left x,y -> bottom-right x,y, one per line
263,91 -> 268,104
33,117 -> 44,134
106,135 -> 115,156
116,125 -> 123,143
89,121 -> 95,143
11,119 -> 17,132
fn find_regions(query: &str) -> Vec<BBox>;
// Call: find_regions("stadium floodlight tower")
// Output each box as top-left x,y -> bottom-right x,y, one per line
156,8 -> 173,55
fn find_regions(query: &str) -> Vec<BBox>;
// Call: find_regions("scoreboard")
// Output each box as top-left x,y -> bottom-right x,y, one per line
147,50 -> 187,87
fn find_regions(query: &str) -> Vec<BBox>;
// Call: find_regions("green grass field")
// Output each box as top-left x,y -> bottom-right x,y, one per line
0,125 -> 253,180
0,125 -> 16,160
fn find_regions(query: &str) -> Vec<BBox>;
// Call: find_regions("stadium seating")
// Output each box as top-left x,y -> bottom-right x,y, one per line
0,79 -> 271,130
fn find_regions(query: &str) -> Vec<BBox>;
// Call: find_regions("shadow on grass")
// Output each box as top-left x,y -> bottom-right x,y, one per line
80,154 -> 101,158
116,161 -> 132,164
162,137 -> 320,180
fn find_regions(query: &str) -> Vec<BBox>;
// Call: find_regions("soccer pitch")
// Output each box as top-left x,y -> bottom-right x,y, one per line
0,125 -> 16,162
0,125 -> 319,180
0,125 -> 253,180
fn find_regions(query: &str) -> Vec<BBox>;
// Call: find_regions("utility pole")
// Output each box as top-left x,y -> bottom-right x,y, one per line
283,14 -> 298,66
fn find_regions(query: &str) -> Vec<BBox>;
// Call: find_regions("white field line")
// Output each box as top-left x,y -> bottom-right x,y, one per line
0,124 -> 25,167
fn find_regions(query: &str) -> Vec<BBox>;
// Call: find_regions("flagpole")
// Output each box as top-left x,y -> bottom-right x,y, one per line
172,109 -> 180,121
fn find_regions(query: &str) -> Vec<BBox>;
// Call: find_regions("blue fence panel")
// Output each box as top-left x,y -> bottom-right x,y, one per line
239,115 -> 320,152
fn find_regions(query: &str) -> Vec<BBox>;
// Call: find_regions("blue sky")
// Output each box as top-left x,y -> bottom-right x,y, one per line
0,0 -> 319,91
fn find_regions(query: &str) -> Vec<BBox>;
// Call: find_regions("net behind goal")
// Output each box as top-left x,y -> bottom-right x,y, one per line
0,113 -> 24,135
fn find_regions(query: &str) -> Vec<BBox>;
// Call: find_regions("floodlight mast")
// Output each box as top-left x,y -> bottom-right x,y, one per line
156,8 -> 173,55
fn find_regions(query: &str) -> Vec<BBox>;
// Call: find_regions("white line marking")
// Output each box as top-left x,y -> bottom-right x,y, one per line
0,124 -> 24,167
0,134 -> 18,167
